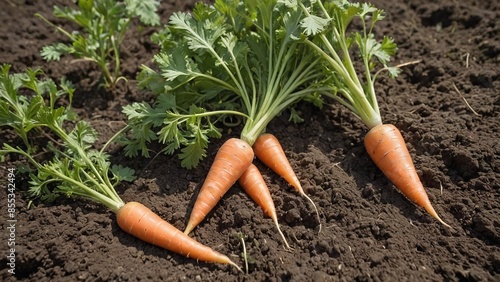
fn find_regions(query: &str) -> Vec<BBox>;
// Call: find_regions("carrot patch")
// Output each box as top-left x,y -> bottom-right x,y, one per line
117,202 -> 241,270
184,138 -> 254,235
238,164 -> 291,250
253,133 -> 322,232
364,124 -> 450,227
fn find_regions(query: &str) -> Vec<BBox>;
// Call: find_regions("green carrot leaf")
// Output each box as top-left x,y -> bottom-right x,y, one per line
38,0 -> 160,91
125,0 -> 160,26
68,121 -> 99,151
178,123 -> 209,169
40,43 -> 72,61
110,164 -> 136,183
301,14 -> 329,36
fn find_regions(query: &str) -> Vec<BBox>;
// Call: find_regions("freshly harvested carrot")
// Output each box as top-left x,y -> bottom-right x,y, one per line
0,67 -> 241,271
117,202 -> 241,270
299,1 -> 450,227
364,124 -> 451,227
238,164 -> 291,250
184,138 -> 254,235
252,133 -> 322,232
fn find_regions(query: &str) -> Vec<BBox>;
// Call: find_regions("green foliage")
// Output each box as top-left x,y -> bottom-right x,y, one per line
121,0 -> 398,168
124,0 -> 327,169
37,0 -> 160,91
0,64 -> 135,211
296,0 -> 399,128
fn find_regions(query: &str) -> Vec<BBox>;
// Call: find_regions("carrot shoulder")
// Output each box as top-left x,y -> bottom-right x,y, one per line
252,133 -> 321,232
238,164 -> 291,249
364,124 -> 450,227
116,202 -> 241,270
184,138 -> 254,235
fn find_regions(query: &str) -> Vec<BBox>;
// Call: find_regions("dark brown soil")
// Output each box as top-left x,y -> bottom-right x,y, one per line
1,0 -> 499,281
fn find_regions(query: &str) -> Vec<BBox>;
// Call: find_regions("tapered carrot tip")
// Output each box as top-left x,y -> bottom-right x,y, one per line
117,202 -> 242,270
238,164 -> 293,250
184,223 -> 195,235
301,192 -> 322,233
364,124 -> 452,228
421,198 -> 452,228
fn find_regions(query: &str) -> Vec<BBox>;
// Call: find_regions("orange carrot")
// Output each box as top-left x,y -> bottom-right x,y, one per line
238,164 -> 291,250
184,138 -> 254,235
252,133 -> 322,232
117,202 -> 241,270
364,124 -> 450,227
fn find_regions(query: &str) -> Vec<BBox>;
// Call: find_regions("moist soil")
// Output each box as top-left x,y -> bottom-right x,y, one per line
0,0 -> 499,281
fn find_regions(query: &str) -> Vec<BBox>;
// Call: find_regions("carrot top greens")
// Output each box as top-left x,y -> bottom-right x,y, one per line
295,0 -> 399,129
0,64 -> 135,211
37,0 -> 160,92
122,0 -> 398,169
123,0 -> 326,169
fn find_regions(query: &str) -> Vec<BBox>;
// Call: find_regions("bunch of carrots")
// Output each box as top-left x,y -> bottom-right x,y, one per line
127,0 -> 450,250
126,0 -> 328,247
1,0 -> 452,274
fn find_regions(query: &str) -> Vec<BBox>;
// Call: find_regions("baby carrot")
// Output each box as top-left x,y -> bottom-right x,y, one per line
184,138 -> 254,235
117,202 -> 241,270
364,124 -> 451,227
252,133 -> 322,232
238,164 -> 291,249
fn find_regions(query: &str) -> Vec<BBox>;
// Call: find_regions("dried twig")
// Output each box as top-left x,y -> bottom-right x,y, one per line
452,83 -> 481,116
463,53 -> 470,68
394,59 -> 422,68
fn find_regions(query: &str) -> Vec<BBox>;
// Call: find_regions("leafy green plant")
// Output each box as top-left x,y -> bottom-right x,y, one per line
0,64 -> 134,207
122,0 -> 325,169
0,65 -> 245,268
36,0 -> 160,92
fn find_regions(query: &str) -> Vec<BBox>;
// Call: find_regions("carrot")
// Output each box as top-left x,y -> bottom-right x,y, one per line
0,67 -> 241,271
238,164 -> 291,250
184,138 -> 254,235
117,202 -> 241,270
298,2 -> 450,227
364,124 -> 451,227
252,133 -> 322,232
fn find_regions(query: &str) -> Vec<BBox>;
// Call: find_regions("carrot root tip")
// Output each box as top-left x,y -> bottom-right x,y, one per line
231,260 -> 243,273
184,224 -> 194,235
425,205 -> 452,228
302,192 -> 322,234
273,219 -> 292,250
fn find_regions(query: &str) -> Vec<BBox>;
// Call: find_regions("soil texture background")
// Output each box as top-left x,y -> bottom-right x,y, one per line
0,0 -> 499,281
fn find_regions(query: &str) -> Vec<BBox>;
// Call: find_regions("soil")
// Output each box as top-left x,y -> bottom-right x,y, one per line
0,0 -> 499,281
